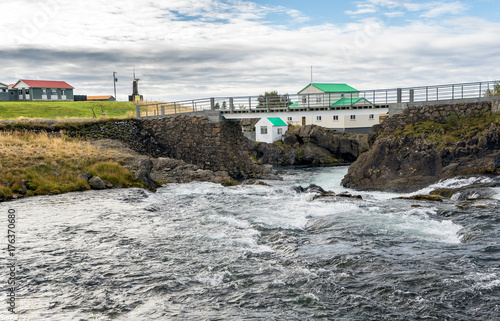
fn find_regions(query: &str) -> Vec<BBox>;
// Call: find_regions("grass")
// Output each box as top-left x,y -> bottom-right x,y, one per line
0,131 -> 142,200
398,113 -> 500,147
0,101 -> 136,119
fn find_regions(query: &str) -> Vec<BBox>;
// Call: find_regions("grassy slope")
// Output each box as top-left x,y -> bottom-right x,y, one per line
0,101 -> 136,119
397,114 -> 500,147
0,131 -> 142,200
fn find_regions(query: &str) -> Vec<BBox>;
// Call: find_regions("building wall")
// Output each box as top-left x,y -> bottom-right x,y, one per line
0,90 -> 9,101
255,119 -> 288,143
31,88 -> 74,101
226,108 -> 388,131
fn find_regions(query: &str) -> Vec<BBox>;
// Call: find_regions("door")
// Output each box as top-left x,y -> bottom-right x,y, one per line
302,117 -> 306,126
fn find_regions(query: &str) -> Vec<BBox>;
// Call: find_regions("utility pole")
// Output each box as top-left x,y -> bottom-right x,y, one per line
113,71 -> 118,100
311,66 -> 313,84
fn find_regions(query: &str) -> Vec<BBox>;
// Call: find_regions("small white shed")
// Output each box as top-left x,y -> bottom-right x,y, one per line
255,117 -> 288,144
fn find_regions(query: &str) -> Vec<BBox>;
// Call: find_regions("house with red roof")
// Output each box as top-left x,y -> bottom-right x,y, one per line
12,79 -> 74,101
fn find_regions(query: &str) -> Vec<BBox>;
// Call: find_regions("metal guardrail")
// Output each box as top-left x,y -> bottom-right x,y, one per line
136,80 -> 500,118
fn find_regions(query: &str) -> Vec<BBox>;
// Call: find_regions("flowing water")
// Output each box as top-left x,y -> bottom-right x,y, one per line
1,166 -> 499,320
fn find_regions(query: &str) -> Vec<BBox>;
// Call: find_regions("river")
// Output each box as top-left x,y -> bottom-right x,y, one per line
1,166 -> 499,320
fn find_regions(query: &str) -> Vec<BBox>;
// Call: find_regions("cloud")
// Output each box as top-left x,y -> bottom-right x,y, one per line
1,0 -> 499,101
419,2 -> 468,18
402,1 -> 468,18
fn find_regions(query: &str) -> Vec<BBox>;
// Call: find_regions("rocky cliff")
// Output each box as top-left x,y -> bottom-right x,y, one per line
248,125 -> 368,165
342,100 -> 500,192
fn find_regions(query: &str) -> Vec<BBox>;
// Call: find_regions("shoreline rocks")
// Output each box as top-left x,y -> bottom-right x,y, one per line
248,125 -> 368,166
342,101 -> 500,192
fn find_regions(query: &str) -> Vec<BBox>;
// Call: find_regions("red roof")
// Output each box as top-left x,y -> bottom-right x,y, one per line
17,79 -> 74,89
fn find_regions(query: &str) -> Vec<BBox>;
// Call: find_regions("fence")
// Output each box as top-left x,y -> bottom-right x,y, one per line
136,80 -> 500,118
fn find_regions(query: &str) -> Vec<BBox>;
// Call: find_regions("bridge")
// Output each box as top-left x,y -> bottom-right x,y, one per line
136,80 -> 500,123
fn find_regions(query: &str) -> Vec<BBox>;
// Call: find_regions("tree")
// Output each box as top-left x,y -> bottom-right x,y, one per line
257,91 -> 292,108
214,102 -> 220,110
484,82 -> 500,97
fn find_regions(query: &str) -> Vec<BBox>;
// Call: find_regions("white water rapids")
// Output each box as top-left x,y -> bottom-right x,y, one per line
1,166 -> 499,320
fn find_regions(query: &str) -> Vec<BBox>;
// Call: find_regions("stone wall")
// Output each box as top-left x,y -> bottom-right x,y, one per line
62,116 -> 273,180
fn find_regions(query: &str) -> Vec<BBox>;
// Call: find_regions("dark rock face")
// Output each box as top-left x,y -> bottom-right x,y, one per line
342,101 -> 500,192
248,125 -> 368,165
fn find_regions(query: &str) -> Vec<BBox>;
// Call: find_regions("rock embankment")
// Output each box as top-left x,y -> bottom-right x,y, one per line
342,100 -> 500,192
63,116 -> 278,183
248,125 -> 368,165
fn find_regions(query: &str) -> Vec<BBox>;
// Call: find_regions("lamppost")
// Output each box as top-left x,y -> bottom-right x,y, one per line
113,71 -> 118,100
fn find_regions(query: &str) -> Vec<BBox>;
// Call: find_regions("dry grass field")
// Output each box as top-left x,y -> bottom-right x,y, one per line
0,131 -> 141,199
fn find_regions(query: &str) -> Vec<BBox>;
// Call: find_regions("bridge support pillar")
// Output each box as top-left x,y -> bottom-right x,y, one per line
397,88 -> 402,103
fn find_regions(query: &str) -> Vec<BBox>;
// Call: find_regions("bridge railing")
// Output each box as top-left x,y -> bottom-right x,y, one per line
136,80 -> 499,118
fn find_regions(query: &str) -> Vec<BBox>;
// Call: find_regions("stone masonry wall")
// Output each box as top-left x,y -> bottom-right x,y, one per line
62,116 -> 270,179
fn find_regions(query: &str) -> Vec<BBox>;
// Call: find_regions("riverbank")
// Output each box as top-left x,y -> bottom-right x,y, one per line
0,131 -> 144,201
0,116 -> 281,201
342,100 -> 500,192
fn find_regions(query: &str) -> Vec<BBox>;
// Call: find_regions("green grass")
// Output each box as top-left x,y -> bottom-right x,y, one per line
0,131 -> 143,200
398,114 -> 500,147
0,101 -> 136,119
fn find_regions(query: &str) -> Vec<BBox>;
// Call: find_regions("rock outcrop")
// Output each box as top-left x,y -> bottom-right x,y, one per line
248,125 -> 368,165
342,100 -> 500,192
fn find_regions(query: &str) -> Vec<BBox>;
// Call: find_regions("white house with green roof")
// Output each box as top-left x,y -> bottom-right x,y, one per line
255,117 -> 288,143
298,83 -> 360,108
222,82 -> 388,135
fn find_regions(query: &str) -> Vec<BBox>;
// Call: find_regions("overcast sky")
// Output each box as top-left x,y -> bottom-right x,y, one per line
1,0 -> 500,101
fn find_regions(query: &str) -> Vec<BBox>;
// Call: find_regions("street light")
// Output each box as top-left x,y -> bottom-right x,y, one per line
113,71 -> 118,100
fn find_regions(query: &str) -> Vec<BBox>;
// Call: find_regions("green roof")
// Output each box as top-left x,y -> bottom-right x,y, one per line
298,83 -> 358,94
289,101 -> 299,108
331,97 -> 372,106
267,117 -> 288,126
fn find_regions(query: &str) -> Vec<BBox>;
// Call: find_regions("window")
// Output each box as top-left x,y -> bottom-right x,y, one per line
51,89 -> 57,95
42,89 -> 47,95
61,90 -> 66,95
1,89 -> 5,93
260,126 -> 268,134
316,96 -> 322,103
350,115 -> 356,120
369,114 -> 374,120
302,98 -> 307,103
333,115 -> 339,121
25,89 -> 29,95
287,116 -> 292,122
341,93 -> 345,99
316,116 -> 322,121
277,128 -> 283,135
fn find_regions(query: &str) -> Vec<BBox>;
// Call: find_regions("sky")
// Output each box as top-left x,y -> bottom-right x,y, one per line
1,0 -> 500,101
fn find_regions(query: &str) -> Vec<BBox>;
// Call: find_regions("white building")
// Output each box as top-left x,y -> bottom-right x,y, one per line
298,83 -> 360,108
222,83 -> 389,134
255,117 -> 288,143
